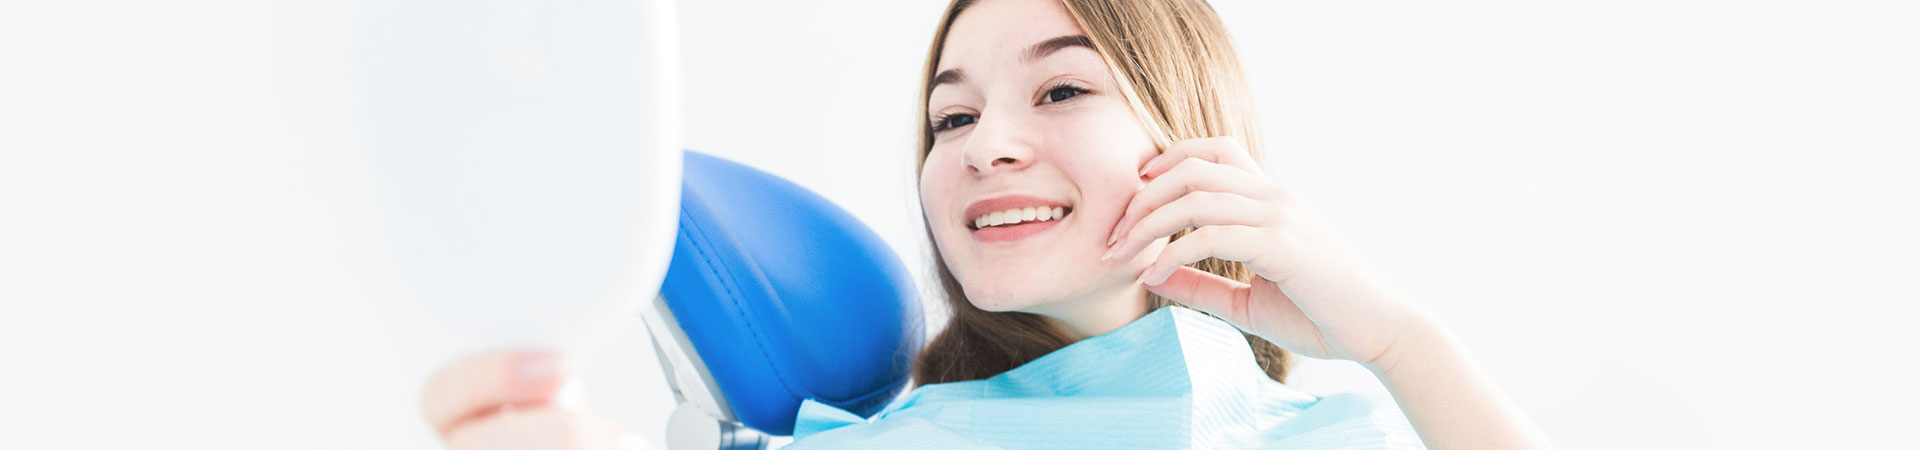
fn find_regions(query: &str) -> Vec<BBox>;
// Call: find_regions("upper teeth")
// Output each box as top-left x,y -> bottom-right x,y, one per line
973,206 -> 1066,229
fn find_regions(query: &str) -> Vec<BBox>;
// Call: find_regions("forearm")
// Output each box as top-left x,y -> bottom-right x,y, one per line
1367,315 -> 1552,450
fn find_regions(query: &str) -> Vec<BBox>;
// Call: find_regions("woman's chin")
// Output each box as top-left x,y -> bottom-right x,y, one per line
961,283 -> 1071,313
962,291 -> 1046,313
959,273 -> 1138,314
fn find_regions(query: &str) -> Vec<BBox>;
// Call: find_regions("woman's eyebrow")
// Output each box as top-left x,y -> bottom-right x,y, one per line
932,68 -> 967,90
929,35 -> 1092,92
1024,34 -> 1093,63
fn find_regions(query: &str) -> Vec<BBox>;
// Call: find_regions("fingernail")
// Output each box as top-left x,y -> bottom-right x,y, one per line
1101,249 -> 1113,261
1139,155 -> 1162,177
516,353 -> 560,386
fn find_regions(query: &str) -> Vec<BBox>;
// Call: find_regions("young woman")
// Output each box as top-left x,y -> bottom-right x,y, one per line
420,0 -> 1551,448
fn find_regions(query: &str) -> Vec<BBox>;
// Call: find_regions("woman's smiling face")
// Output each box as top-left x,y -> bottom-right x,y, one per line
920,0 -> 1163,315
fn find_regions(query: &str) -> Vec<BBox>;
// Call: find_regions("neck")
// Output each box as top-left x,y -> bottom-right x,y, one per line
1032,283 -> 1154,340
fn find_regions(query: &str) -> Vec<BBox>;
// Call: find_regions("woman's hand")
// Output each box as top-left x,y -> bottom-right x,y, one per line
1104,137 -> 1554,449
420,350 -> 651,450
1102,137 -> 1428,371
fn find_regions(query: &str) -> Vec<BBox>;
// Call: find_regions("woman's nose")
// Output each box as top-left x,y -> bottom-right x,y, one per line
961,115 -> 1036,175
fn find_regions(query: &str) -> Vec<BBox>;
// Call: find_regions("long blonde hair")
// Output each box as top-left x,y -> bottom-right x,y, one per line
912,0 -> 1289,386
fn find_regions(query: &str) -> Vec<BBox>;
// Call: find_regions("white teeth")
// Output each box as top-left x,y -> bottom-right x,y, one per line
972,206 -> 1071,229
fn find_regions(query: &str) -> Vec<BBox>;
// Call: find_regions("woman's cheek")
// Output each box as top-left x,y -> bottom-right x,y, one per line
918,149 -> 957,221
1074,160 -> 1149,239
918,153 -> 968,260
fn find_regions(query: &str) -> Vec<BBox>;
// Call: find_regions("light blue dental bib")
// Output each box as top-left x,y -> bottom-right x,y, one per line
789,307 -> 1425,449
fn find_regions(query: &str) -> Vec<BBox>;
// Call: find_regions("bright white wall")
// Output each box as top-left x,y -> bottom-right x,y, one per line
1,1 -> 1915,449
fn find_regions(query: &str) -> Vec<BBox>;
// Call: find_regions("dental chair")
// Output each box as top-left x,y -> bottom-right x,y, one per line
641,151 -> 924,449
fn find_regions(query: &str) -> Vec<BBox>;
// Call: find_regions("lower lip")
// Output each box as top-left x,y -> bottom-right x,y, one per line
970,217 -> 1065,243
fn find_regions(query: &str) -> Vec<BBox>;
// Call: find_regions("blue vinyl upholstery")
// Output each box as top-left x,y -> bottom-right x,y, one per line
658,151 -> 923,436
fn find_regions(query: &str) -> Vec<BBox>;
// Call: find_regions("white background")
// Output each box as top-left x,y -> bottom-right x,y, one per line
2,0 -> 1916,449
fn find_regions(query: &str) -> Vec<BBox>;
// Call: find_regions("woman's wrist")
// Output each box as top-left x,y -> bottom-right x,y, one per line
1361,309 -> 1452,379
1358,309 -> 1555,449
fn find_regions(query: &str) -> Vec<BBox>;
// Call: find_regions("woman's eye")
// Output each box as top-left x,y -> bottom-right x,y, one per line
934,113 -> 977,132
1043,85 -> 1087,103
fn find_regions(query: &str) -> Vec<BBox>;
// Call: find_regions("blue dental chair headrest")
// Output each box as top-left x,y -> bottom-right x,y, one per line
655,151 -> 923,438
